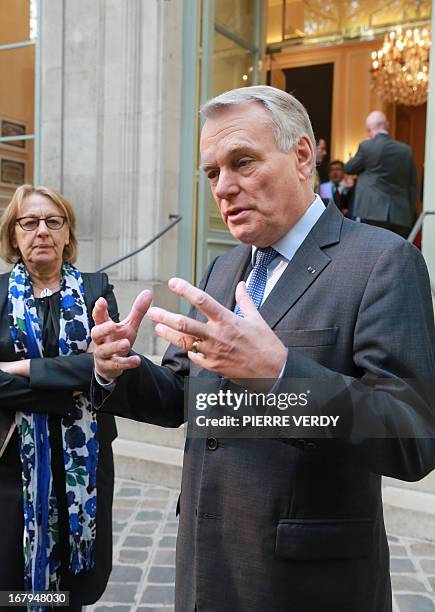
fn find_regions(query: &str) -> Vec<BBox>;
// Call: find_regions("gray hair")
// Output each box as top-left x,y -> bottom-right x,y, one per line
201,85 -> 316,157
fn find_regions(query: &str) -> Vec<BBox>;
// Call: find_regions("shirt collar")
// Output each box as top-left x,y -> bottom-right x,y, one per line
251,195 -> 326,265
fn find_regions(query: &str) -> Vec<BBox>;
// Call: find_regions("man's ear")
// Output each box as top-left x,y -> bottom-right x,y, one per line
295,135 -> 315,182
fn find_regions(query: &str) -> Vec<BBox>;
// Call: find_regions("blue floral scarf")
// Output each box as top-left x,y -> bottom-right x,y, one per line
8,260 -> 98,599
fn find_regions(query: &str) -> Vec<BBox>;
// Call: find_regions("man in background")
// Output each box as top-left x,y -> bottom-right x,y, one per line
313,136 -> 327,193
319,159 -> 354,217
344,110 -> 417,237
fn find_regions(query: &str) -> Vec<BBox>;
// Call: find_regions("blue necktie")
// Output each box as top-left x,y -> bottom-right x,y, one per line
235,247 -> 279,316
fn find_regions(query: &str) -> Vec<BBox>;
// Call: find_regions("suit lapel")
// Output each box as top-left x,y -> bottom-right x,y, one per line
206,245 -> 252,312
0,272 -> 16,358
0,272 -> 9,308
259,203 -> 343,328
0,273 -> 17,457
202,203 -> 343,324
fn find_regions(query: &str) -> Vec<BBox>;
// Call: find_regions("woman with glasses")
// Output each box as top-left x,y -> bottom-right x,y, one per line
0,185 -> 119,610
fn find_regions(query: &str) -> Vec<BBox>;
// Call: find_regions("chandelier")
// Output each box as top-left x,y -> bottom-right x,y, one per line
370,27 -> 431,107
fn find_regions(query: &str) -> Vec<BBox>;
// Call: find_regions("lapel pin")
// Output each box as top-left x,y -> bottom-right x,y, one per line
307,266 -> 316,274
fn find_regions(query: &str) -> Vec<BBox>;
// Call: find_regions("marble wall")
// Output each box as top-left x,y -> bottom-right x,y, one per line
38,0 -> 184,354
40,0 -> 183,283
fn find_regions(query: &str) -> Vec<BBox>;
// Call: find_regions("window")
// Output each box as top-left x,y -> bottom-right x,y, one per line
178,0 -> 264,290
0,0 -> 40,210
201,0 -> 264,270
267,0 -> 432,46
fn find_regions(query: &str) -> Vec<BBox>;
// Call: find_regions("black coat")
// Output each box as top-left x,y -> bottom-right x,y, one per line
0,270 -> 118,606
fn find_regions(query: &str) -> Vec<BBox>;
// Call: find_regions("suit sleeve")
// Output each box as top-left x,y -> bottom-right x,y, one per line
93,259 -> 218,426
343,144 -> 365,175
280,240 -> 435,481
29,273 -> 120,391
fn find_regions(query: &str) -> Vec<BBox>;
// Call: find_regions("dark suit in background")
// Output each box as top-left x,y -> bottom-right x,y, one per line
343,133 -> 417,237
0,272 -> 118,608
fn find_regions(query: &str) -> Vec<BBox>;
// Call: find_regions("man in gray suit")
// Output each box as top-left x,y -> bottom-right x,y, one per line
91,87 -> 435,612
344,110 -> 418,237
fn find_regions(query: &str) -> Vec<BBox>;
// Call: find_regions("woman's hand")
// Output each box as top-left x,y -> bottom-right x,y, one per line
0,360 -> 30,377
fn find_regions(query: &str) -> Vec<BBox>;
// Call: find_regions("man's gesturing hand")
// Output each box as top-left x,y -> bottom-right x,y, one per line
147,278 -> 287,380
91,290 -> 153,381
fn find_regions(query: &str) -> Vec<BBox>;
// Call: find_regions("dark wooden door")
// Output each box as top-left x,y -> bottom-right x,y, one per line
394,103 -> 427,216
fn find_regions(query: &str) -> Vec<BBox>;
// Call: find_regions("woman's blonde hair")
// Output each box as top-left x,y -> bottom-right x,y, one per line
0,184 -> 78,264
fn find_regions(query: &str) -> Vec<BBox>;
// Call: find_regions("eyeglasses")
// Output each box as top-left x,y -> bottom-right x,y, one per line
15,216 -> 66,231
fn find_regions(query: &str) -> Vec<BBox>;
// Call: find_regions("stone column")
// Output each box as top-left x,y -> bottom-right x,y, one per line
40,0 -> 183,354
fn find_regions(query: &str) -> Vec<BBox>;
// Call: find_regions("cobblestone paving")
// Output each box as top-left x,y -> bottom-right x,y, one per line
85,478 -> 435,612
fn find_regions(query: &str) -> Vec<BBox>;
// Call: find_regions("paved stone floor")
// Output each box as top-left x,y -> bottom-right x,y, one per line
85,478 -> 435,612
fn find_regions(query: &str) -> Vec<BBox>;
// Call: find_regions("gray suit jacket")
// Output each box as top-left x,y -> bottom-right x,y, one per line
343,133 -> 417,228
96,204 -> 435,612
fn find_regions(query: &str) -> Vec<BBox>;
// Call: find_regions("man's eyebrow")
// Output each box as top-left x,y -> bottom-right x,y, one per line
200,161 -> 216,172
200,145 -> 257,171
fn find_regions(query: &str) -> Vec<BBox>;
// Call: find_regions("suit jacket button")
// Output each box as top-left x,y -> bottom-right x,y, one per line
207,437 -> 218,451
306,442 -> 317,450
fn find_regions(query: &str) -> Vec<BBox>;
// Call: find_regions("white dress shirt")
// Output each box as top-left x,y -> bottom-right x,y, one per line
248,194 -> 326,305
